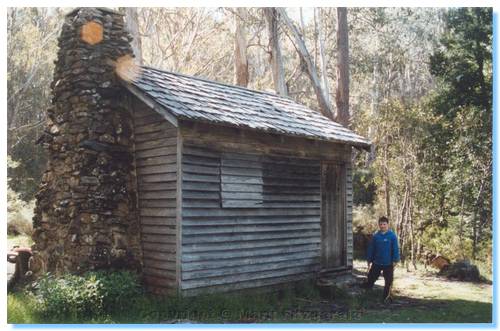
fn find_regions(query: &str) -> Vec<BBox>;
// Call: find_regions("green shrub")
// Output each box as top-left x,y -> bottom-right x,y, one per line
96,270 -> 143,311
33,270 -> 142,319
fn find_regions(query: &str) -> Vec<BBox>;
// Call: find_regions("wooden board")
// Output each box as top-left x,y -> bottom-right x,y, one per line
179,120 -> 352,162
346,162 -> 354,267
180,144 -> 323,291
320,162 -> 347,269
132,97 -> 179,293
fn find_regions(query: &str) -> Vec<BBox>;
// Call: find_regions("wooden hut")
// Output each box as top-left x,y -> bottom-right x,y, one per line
124,67 -> 370,295
31,8 -> 370,297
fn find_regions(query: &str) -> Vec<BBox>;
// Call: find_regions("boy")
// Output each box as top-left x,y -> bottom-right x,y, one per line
361,216 -> 400,303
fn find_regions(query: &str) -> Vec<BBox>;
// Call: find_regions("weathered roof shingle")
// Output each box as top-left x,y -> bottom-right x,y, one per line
127,66 -> 371,149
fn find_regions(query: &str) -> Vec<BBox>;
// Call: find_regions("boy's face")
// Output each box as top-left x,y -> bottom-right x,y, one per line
378,221 -> 389,232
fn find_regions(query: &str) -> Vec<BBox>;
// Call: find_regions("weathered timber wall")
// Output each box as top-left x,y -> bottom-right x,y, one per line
179,121 -> 352,162
346,164 -> 353,267
180,146 -> 321,294
179,121 -> 353,295
132,97 -> 178,294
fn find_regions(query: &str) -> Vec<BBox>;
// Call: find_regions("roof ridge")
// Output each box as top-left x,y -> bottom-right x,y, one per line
140,65 -> 297,102
131,65 -> 371,149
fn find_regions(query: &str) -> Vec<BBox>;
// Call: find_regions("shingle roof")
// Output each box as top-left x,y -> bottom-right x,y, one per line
127,66 -> 371,149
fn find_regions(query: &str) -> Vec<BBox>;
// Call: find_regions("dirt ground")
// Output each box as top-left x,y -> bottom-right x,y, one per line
359,260 -> 492,304
343,260 -> 493,322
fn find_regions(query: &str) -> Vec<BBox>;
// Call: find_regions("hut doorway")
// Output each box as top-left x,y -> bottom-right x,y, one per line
320,162 -> 347,270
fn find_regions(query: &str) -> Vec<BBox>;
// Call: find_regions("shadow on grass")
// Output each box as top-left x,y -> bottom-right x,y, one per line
112,280 -> 493,324
8,279 -> 492,324
346,287 -> 492,323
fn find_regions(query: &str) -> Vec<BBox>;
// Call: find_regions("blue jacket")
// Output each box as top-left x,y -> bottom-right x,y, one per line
367,230 -> 400,266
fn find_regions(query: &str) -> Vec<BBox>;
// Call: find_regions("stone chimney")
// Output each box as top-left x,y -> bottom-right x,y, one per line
31,8 -> 141,275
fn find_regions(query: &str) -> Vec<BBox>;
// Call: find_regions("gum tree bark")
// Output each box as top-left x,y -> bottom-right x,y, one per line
315,8 -> 330,105
335,7 -> 349,127
277,8 -> 333,119
123,7 -> 143,65
264,8 -> 287,96
234,8 -> 249,87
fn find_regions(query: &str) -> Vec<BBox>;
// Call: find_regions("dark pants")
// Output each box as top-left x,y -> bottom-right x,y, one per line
366,264 -> 394,300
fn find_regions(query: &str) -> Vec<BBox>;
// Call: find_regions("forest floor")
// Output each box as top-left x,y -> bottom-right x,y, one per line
7,236 -> 493,324
330,260 -> 493,323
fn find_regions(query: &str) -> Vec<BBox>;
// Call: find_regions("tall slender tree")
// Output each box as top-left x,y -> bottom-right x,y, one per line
335,7 -> 349,127
277,8 -> 333,119
263,8 -> 287,96
233,8 -> 249,87
123,7 -> 143,65
315,8 -> 330,105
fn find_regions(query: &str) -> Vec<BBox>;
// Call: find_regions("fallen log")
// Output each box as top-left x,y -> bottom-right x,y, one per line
439,260 -> 481,282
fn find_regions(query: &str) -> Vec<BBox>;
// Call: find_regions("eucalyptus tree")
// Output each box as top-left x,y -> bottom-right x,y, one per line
263,8 -> 287,95
233,8 -> 249,87
7,8 -> 64,200
427,7 -> 492,261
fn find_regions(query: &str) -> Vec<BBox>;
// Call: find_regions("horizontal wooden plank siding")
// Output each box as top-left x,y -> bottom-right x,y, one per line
180,144 -> 322,294
132,98 -> 178,294
346,161 -> 354,268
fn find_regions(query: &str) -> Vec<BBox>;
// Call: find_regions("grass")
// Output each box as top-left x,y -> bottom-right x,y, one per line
6,237 -> 492,325
8,280 -> 327,324
7,292 -> 37,324
8,267 -> 492,324
355,299 -> 492,323
8,290 -> 491,324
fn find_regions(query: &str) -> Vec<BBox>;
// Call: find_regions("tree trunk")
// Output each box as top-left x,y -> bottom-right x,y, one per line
315,8 -> 330,105
335,7 -> 349,127
299,7 -> 306,34
458,195 -> 466,259
366,54 -> 380,166
384,143 -> 391,218
408,174 -> 417,270
123,7 -> 143,65
471,178 -> 486,261
276,8 -> 333,119
397,184 -> 409,266
264,8 -> 287,96
233,8 -> 249,87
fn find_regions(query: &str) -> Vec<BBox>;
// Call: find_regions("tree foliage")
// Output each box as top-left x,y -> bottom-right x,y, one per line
426,8 -> 492,261
354,8 -> 492,267
7,7 -> 492,269
7,8 -> 64,200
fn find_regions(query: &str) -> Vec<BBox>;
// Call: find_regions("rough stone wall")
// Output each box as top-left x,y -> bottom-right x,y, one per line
31,8 -> 142,275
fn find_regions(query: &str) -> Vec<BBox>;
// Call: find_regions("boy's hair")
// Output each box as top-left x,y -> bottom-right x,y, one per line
378,216 -> 389,224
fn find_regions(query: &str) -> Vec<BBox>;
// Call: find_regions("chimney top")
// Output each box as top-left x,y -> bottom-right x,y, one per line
65,7 -> 124,18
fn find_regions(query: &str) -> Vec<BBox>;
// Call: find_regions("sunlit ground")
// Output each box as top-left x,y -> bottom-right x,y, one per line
352,260 -> 492,323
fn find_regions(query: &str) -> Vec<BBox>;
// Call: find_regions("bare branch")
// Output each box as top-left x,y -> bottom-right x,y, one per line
276,8 -> 333,119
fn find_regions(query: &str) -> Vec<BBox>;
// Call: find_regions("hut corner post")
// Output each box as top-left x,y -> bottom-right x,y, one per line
30,8 -> 142,275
